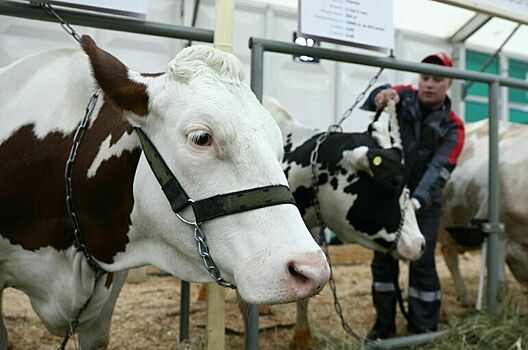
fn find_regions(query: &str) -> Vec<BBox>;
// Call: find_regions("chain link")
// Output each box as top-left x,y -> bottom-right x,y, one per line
38,2 -> 82,43
322,242 -> 373,346
66,89 -> 102,272
308,58 -> 397,343
58,271 -> 104,350
59,89 -> 103,350
309,66 -> 385,228
193,223 -> 236,288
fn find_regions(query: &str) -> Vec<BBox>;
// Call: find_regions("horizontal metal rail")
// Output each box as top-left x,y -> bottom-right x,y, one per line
249,37 -> 528,90
0,0 -> 214,43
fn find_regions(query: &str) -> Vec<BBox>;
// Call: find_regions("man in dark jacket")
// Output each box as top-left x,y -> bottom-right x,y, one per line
361,52 -> 465,339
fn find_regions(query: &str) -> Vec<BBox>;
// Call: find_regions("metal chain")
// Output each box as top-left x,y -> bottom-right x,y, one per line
58,271 -> 104,350
194,224 -> 236,288
65,89 -> 103,272
175,211 -> 236,289
310,66 -> 385,227
322,241 -> 374,347
38,2 -> 82,43
60,89 -> 103,349
309,56 -> 396,343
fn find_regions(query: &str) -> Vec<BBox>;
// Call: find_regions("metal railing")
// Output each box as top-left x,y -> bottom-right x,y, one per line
0,0 -> 214,42
248,36 -> 528,349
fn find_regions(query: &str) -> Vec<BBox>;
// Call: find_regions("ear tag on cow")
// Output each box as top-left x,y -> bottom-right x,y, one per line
373,156 -> 383,167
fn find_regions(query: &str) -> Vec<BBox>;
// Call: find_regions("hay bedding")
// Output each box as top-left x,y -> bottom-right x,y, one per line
3,245 -> 526,349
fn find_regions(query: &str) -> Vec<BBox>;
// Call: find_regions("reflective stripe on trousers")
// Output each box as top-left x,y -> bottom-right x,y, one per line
408,286 -> 441,302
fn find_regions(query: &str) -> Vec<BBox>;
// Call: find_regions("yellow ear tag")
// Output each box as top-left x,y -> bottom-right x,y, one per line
373,156 -> 383,166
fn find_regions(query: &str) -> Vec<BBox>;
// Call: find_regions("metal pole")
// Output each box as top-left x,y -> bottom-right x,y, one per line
250,42 -> 265,101
242,40 -> 265,350
0,0 -> 214,43
248,37 -> 528,90
364,331 -> 446,350
179,280 -> 190,343
244,305 -> 259,350
486,81 -> 501,314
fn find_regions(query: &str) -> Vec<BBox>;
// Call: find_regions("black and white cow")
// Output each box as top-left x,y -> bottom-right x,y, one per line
263,96 -> 425,349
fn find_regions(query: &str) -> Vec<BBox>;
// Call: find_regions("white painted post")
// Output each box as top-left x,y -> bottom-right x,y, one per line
214,0 -> 234,53
206,283 -> 226,350
206,1 -> 235,350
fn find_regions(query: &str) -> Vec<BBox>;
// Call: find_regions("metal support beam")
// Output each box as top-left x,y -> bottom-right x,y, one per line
245,40 -> 264,350
250,41 -> 265,101
449,13 -> 491,43
486,81 -> 501,314
0,0 -> 214,43
244,305 -> 259,350
364,331 -> 447,350
248,38 -> 528,90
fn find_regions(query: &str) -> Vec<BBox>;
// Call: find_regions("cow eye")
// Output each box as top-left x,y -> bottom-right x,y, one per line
189,130 -> 212,147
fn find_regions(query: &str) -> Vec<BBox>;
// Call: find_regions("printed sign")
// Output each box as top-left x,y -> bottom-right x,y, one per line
298,0 -> 394,51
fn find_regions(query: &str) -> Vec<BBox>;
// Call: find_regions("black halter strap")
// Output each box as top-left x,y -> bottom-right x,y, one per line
134,128 -> 296,223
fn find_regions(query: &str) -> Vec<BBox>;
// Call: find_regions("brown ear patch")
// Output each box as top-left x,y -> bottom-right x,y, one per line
80,35 -> 149,116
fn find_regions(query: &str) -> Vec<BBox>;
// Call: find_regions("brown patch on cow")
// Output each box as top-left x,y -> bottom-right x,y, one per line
0,99 -> 141,264
105,272 -> 114,289
81,35 -> 149,117
0,125 -> 74,251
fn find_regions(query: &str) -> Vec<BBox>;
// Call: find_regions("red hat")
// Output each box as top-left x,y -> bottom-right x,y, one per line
421,52 -> 453,67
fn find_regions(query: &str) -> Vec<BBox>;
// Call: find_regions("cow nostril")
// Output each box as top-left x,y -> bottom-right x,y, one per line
421,242 -> 426,253
288,262 -> 308,284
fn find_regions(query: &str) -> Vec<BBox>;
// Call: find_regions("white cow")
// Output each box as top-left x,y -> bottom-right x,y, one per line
441,119 -> 528,306
0,37 -> 330,349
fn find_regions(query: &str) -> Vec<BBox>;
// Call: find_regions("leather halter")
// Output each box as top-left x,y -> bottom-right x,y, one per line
135,128 -> 296,224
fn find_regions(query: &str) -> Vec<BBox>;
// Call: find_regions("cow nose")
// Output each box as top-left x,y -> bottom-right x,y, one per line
286,250 -> 330,299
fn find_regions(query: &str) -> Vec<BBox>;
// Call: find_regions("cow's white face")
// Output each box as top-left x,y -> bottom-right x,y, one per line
264,96 -> 425,261
81,39 -> 329,304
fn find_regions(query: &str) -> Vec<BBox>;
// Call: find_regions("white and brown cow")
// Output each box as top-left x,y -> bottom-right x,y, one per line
0,37 -> 330,349
263,96 -> 425,349
441,119 -> 528,306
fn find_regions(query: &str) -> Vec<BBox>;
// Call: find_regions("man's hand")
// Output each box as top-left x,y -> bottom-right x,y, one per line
374,88 -> 400,110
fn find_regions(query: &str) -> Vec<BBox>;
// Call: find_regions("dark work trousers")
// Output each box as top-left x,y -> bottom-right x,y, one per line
371,208 -> 442,333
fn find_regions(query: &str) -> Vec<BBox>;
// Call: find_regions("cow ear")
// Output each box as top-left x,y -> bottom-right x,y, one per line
342,146 -> 373,176
80,35 -> 148,116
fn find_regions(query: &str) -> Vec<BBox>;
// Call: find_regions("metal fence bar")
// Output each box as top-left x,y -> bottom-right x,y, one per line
248,37 -> 528,90
244,305 -> 259,350
0,0 -> 214,43
248,35 -> 528,349
364,331 -> 447,350
245,42 -> 265,349
486,81 -> 501,313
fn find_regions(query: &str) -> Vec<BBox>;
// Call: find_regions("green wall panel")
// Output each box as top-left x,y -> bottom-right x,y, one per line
465,50 -> 499,98
508,59 -> 528,105
509,108 -> 528,124
465,101 -> 488,123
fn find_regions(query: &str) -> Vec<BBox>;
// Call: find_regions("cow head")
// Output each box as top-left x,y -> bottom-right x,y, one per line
80,36 -> 329,304
264,96 -> 425,261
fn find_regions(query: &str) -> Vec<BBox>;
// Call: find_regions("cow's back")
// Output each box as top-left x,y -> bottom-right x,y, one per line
442,119 -> 528,243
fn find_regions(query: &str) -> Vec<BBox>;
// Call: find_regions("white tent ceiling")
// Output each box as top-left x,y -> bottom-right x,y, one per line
251,0 -> 528,57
